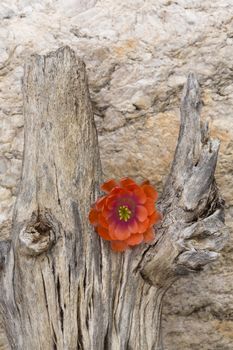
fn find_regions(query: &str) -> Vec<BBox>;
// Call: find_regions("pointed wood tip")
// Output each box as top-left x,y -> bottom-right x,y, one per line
181,72 -> 201,109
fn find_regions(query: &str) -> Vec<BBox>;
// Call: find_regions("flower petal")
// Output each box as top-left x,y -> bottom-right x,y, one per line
144,198 -> 155,216
126,233 -> 143,246
89,208 -> 99,226
149,211 -> 162,226
120,177 -> 136,188
134,188 -> 147,204
110,187 -> 123,195
127,219 -> 138,234
144,227 -> 155,242
108,221 -> 118,240
97,226 -> 111,241
102,206 -> 113,219
111,241 -> 128,252
136,205 -> 148,222
114,223 -> 131,240
101,179 -> 118,193
137,218 -> 149,233
106,195 -> 117,209
142,184 -> 158,201
98,214 -> 109,229
96,196 -> 107,210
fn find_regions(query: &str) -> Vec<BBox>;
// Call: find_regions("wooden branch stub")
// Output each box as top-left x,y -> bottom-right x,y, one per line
140,73 -> 228,286
13,45 -> 102,253
1,46 -> 105,350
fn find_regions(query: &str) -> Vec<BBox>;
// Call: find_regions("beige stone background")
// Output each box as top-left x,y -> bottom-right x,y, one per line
0,0 -> 233,349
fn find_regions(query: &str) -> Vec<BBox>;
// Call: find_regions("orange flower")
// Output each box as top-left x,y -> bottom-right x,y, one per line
89,178 -> 161,252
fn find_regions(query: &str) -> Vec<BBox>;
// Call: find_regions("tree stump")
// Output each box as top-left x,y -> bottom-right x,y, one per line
0,46 -> 228,350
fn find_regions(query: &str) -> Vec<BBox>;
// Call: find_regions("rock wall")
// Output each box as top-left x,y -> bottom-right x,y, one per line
0,0 -> 233,349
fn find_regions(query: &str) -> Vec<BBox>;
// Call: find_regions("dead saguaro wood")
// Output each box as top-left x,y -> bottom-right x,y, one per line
0,46 -> 228,350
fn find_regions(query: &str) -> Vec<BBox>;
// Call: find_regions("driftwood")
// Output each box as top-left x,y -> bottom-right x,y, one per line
0,46 -> 228,350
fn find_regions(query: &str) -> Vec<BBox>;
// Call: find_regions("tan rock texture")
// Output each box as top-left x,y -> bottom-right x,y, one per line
0,0 -> 233,349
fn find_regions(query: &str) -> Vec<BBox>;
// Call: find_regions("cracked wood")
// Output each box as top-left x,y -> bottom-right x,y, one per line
0,47 -> 228,350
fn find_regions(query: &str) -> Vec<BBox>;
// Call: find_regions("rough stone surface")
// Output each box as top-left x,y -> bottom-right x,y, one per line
0,0 -> 233,349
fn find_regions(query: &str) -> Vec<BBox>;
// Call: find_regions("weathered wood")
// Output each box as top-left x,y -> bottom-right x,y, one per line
139,75 -> 228,286
0,47 -> 228,350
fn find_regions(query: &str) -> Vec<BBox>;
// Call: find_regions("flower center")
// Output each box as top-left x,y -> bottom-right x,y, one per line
118,205 -> 131,222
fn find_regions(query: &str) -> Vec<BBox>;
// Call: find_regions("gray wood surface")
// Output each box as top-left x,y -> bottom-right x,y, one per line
0,47 -> 228,350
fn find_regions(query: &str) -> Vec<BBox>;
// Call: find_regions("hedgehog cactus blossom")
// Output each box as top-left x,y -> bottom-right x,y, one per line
89,178 -> 161,252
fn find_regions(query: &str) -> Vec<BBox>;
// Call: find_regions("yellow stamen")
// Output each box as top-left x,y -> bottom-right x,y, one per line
118,205 -> 131,222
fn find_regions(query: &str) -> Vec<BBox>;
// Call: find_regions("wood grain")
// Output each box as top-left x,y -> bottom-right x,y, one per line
0,47 -> 228,350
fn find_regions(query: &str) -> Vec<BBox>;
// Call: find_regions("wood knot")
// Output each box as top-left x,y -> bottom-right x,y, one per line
19,212 -> 56,256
